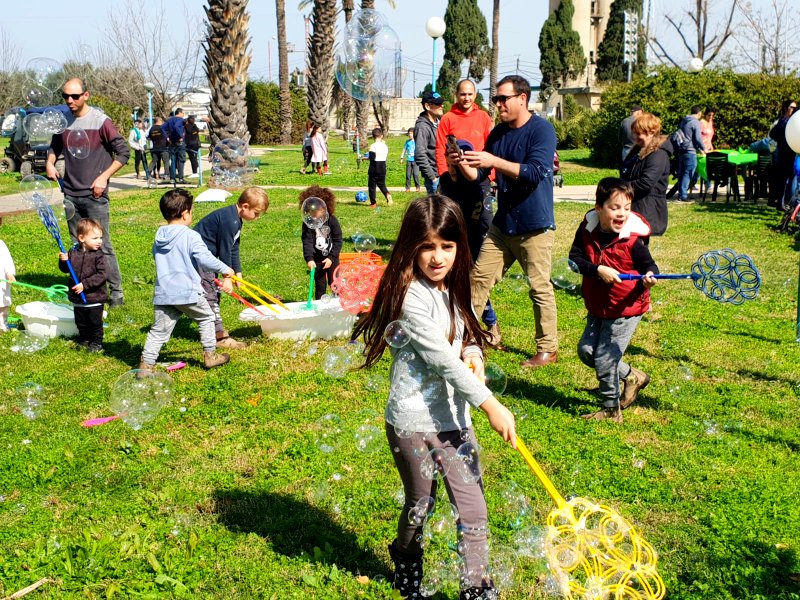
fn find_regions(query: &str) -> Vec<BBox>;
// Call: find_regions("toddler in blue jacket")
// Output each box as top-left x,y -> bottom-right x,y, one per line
139,189 -> 235,371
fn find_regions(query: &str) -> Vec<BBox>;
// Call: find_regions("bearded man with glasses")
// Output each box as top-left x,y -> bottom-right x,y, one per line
458,75 -> 559,369
46,78 -> 130,307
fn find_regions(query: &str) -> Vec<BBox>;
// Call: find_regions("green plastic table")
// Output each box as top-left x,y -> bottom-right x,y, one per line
697,149 -> 758,181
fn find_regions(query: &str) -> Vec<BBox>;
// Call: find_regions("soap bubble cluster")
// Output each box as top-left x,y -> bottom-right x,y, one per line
109,369 -> 173,430
22,109 -> 68,140
10,331 -> 50,353
551,258 -> 581,291
16,382 -> 44,420
336,9 -> 402,102
210,137 -> 249,189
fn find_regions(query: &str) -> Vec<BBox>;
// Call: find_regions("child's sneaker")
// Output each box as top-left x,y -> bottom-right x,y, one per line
387,194 -> 393,205
203,351 -> 230,369
216,336 -> 246,349
88,343 -> 103,353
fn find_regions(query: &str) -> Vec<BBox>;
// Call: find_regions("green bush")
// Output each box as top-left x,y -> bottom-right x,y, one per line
91,94 -> 130,136
245,81 -> 309,145
590,67 -> 800,167
549,95 -> 597,149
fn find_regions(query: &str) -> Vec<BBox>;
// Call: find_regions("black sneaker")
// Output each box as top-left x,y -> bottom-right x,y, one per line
88,344 -> 103,353
109,297 -> 125,308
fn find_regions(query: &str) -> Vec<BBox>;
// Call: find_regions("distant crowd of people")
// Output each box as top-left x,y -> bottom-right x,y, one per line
128,108 -> 205,184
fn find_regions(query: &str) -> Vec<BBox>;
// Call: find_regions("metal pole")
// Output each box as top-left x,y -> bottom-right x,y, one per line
431,38 -> 437,92
198,146 -> 203,187
147,92 -> 153,129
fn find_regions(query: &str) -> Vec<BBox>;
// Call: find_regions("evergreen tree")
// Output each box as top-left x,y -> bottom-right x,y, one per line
538,0 -> 586,89
595,0 -> 646,82
435,0 -> 491,100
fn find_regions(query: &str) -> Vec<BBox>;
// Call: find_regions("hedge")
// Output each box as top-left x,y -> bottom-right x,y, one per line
590,67 -> 800,167
245,81 -> 309,145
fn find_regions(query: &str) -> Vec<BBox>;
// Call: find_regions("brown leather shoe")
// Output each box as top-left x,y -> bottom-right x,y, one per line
520,351 -> 558,368
620,366 -> 650,410
581,406 -> 623,423
486,323 -> 503,349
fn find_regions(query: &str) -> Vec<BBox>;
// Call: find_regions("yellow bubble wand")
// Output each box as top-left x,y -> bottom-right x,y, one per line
230,275 -> 289,314
516,437 -> 665,600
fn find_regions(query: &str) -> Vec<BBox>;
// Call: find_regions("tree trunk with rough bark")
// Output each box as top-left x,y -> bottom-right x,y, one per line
276,0 -> 292,143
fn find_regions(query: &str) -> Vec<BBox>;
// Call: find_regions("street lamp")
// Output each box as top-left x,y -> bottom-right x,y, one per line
143,82 -> 156,129
688,57 -> 704,73
268,36 -> 276,81
425,16 -> 446,92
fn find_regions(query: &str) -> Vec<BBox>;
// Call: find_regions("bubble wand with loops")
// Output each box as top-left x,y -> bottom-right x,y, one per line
231,275 -> 289,311
307,266 -> 315,309
213,278 -> 266,316
515,437 -> 666,600
0,280 -> 69,303
618,248 -> 760,305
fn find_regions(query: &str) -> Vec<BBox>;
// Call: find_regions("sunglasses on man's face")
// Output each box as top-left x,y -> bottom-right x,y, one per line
491,93 -> 521,104
61,92 -> 85,101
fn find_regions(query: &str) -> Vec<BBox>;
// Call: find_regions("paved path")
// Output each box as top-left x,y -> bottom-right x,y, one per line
0,162 -> 597,220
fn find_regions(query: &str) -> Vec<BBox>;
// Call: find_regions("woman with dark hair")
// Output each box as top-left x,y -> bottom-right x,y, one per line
769,99 -> 797,209
620,112 -> 674,237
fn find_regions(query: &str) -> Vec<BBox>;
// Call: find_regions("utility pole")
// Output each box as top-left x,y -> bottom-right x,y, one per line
623,10 -> 639,82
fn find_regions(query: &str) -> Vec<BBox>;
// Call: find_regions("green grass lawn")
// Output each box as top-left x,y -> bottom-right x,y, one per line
1,186 -> 799,599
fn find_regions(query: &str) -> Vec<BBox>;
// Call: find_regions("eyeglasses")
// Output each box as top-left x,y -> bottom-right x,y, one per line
491,93 -> 521,104
61,92 -> 85,101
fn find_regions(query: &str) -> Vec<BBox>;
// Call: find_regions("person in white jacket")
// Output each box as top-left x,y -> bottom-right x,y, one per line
128,119 -> 148,179
0,239 -> 16,331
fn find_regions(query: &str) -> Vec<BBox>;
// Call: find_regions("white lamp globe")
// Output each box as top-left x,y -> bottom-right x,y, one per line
785,111 -> 800,154
688,57 -> 704,73
425,16 -> 446,39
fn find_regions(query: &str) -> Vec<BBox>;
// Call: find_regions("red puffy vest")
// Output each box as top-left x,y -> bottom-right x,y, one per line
580,210 -> 652,319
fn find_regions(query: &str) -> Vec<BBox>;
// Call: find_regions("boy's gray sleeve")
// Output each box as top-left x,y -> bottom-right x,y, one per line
414,126 -> 438,182
401,286 -> 492,409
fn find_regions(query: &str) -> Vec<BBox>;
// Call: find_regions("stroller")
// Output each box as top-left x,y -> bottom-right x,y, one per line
776,156 -> 800,234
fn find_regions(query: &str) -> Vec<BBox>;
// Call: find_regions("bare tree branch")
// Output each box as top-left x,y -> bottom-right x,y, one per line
734,0 -> 800,75
651,0 -> 739,66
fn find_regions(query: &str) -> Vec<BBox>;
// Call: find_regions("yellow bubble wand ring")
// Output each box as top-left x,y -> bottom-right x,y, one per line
516,437 -> 665,600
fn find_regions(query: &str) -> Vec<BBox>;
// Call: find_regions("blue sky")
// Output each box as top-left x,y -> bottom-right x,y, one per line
4,0 -> 777,98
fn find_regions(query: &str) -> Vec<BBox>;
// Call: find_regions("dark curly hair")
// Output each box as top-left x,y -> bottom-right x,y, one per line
298,185 -> 336,216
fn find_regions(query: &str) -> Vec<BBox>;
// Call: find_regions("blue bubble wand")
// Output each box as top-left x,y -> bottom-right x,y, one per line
618,248 -> 760,305
30,191 -> 87,303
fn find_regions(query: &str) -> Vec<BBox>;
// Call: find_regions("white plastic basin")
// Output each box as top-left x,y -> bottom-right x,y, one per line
239,298 -> 357,341
15,301 -> 78,339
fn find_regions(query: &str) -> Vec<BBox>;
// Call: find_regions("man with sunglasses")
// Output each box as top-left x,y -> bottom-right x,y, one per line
46,78 -> 129,307
459,75 -> 559,368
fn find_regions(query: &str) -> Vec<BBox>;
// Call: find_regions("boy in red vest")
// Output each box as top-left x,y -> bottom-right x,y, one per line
569,178 -> 659,423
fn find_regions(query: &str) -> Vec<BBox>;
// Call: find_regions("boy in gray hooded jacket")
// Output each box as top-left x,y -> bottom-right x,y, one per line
139,189 -> 235,370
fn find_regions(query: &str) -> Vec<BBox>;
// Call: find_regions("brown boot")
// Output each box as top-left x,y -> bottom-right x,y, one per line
486,323 -> 503,349
620,367 -> 650,409
520,351 -> 558,368
137,361 -> 154,373
216,336 -> 247,350
203,351 -> 230,369
581,406 -> 623,423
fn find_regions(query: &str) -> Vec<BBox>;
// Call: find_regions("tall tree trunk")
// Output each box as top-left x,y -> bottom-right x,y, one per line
276,0 -> 292,143
488,0 -> 499,119
355,0 -> 375,146
339,0 -> 355,140
306,0 -> 337,129
204,0 -> 252,144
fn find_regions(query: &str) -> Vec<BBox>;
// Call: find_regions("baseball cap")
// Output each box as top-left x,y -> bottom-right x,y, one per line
457,139 -> 474,152
422,91 -> 444,107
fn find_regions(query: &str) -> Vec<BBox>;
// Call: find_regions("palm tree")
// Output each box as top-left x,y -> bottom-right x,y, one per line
488,0 -> 499,119
276,0 -> 293,143
306,0 -> 337,128
204,0 -> 252,144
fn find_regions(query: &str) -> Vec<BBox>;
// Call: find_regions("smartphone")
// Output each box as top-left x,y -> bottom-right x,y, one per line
446,134 -> 463,159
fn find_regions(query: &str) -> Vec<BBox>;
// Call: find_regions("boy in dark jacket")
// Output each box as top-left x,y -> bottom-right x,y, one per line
194,187 -> 269,349
569,178 -> 659,423
299,185 -> 342,300
58,218 -> 108,352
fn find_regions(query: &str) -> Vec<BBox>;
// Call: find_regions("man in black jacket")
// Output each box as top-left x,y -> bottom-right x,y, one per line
184,115 -> 201,176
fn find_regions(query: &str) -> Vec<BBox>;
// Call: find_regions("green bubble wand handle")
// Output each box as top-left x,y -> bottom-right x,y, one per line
307,266 -> 315,309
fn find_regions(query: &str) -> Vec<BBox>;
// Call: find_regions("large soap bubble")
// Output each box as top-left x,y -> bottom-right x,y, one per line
109,369 -> 174,430
314,413 -> 344,453
551,257 -> 581,291
384,320 -> 410,348
301,196 -> 329,230
66,127 -> 90,160
25,85 -> 52,107
354,233 -> 376,253
41,108 -> 68,135
19,174 -> 53,207
336,9 -> 402,102
26,57 -> 62,87
321,345 -> 353,378
210,137 -> 249,189
16,382 -> 44,420
484,362 -> 507,396
452,441 -> 484,483
354,423 -> 382,453
10,331 -> 49,353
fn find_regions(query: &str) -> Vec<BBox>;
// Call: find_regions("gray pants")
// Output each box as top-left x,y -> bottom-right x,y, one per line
141,297 -> 216,365
386,424 -> 491,589
577,314 -> 642,408
66,194 -> 123,300
199,270 -> 225,336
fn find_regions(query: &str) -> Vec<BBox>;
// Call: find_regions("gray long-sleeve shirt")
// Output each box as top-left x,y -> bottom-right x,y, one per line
413,111 -> 439,182
385,278 -> 491,433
